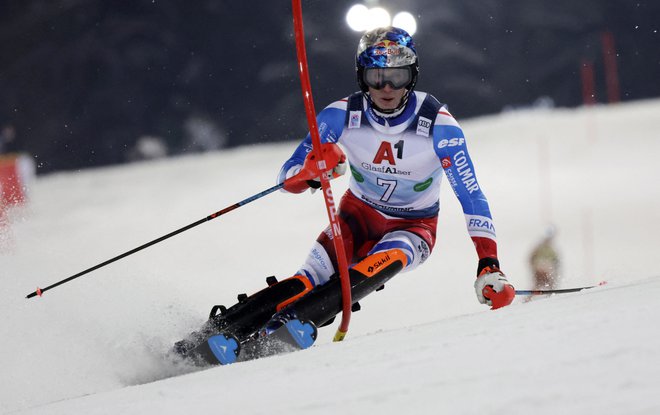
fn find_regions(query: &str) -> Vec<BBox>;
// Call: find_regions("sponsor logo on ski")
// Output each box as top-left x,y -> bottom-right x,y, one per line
441,157 -> 452,168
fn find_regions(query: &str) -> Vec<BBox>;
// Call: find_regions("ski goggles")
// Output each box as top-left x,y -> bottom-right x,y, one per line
363,67 -> 412,90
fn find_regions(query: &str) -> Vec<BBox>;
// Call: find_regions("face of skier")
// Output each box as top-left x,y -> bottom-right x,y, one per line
368,84 -> 408,111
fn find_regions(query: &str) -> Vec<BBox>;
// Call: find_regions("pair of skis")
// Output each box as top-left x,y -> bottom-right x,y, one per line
185,319 -> 318,366
183,280 -> 607,367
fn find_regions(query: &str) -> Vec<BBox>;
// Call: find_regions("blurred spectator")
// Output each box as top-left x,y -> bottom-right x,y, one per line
126,135 -> 168,162
0,124 -> 36,206
0,124 -> 16,154
529,226 -> 561,290
183,115 -> 227,153
1,124 -> 18,246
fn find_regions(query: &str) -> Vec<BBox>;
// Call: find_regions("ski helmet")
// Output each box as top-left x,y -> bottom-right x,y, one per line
355,26 -> 419,94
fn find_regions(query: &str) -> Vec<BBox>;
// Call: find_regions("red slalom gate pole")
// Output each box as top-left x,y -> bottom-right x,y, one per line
291,0 -> 352,341
601,31 -> 621,104
580,59 -> 596,106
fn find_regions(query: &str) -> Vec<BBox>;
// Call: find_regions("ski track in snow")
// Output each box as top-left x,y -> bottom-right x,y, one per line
2,100 -> 660,414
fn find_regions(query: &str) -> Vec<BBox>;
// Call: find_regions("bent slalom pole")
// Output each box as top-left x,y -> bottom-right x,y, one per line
25,182 -> 285,299
515,281 -> 607,296
291,0 -> 353,341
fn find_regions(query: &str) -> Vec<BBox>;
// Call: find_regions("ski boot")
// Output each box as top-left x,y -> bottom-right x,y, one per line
283,248 -> 408,327
172,274 -> 314,360
173,248 -> 408,364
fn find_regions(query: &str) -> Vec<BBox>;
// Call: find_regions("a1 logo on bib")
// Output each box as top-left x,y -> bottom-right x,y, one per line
373,140 -> 404,165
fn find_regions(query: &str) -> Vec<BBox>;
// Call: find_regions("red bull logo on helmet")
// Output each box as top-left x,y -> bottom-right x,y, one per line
373,40 -> 403,56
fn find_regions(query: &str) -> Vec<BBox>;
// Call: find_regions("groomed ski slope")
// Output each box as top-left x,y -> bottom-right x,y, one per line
2,99 -> 660,414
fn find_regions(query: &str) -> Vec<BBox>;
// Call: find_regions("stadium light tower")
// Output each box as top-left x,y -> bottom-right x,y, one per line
345,3 -> 417,35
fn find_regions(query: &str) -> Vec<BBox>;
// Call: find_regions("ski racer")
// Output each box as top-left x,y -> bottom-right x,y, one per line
276,26 -> 515,312
175,27 -> 515,358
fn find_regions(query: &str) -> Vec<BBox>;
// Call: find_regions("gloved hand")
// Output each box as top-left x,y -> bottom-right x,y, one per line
474,264 -> 515,310
283,143 -> 346,193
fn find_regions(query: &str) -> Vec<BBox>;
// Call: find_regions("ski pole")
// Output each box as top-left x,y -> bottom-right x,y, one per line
515,281 -> 607,296
291,0 -> 353,341
25,182 -> 285,299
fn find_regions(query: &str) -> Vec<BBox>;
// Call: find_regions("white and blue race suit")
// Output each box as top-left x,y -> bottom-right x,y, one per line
278,91 -> 498,286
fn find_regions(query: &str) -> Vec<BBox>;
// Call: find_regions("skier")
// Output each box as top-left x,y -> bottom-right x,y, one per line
529,226 -> 561,290
175,27 -> 514,360
275,25 -> 515,309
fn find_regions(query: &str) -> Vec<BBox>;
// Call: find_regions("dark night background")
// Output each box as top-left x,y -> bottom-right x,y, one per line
1,0 -> 659,174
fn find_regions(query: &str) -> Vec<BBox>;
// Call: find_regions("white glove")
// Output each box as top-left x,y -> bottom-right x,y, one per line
474,268 -> 515,309
308,159 -> 347,192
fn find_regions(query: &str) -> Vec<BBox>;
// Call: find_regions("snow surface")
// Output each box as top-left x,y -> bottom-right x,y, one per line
2,100 -> 660,414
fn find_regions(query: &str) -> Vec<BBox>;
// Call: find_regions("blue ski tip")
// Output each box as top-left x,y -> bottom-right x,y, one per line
285,319 -> 317,349
207,334 -> 240,365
